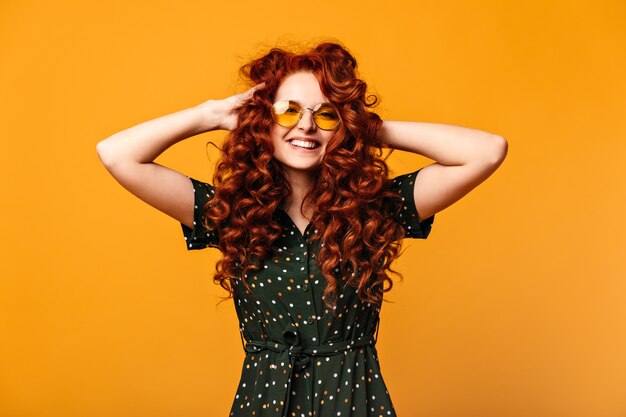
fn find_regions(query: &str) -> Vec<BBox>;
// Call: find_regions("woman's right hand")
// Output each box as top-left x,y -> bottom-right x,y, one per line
197,83 -> 265,132
96,83 -> 266,232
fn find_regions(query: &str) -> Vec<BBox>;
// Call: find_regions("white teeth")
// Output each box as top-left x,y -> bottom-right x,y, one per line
289,139 -> 318,149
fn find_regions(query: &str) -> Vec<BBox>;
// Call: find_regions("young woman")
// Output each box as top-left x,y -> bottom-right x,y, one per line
96,42 -> 507,417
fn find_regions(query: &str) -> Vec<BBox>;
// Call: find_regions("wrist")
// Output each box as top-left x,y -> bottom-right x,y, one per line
377,120 -> 392,148
195,100 -> 226,132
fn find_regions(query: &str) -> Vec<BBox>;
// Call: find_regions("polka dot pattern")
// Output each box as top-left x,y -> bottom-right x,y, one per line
180,169 -> 434,416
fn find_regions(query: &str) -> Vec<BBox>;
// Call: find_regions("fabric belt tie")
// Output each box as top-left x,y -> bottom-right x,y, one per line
242,327 -> 377,417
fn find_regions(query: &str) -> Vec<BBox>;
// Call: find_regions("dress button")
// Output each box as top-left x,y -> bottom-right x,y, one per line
306,315 -> 314,325
302,283 -> 309,291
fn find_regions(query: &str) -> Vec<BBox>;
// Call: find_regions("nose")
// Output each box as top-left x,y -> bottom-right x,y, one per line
297,108 -> 316,132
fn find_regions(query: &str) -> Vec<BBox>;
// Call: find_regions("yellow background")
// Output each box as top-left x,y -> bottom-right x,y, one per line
1,1 -> 625,416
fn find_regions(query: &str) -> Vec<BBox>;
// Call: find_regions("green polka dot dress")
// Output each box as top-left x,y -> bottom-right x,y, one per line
181,168 -> 434,417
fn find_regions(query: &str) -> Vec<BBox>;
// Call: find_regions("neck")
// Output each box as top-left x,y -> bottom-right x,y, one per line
282,168 -> 315,213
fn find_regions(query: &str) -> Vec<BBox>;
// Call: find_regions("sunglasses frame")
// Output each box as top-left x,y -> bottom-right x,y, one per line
271,100 -> 341,131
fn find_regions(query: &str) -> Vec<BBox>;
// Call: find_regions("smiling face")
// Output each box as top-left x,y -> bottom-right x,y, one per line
269,71 -> 336,178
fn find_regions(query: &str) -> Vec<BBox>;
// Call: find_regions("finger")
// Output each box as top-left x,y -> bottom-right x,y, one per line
251,82 -> 266,91
244,82 -> 266,98
234,83 -> 266,107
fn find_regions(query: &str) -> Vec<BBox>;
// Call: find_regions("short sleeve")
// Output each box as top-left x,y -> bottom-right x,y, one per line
390,168 -> 435,239
181,177 -> 220,250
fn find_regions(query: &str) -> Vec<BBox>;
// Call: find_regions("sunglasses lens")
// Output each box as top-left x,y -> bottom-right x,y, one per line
272,101 -> 341,130
272,101 -> 301,127
313,104 -> 340,130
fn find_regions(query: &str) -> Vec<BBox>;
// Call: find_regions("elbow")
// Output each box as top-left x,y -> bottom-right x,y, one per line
96,139 -> 117,169
486,135 -> 508,166
95,140 -> 109,165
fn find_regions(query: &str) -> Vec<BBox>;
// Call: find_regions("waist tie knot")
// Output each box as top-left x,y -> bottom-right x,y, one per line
242,327 -> 377,417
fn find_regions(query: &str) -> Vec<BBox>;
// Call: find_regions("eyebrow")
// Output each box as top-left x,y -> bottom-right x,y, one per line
275,99 -> 333,107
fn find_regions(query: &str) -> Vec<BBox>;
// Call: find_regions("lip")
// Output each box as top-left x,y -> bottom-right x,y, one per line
286,137 -> 321,151
286,137 -> 321,145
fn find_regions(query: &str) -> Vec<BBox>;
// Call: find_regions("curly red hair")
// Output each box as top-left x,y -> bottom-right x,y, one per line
204,42 -> 408,310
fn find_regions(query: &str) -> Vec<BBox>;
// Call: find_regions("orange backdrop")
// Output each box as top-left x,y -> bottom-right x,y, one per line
1,1 -> 625,416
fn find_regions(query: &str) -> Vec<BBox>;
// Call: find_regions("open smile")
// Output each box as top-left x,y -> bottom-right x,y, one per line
287,138 -> 321,150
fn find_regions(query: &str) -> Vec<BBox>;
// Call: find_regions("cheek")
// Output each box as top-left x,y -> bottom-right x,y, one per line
268,126 -> 281,147
322,132 -> 336,150
269,125 -> 291,155
269,124 -> 288,141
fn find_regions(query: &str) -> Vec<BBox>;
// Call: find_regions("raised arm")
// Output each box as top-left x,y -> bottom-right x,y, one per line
378,121 -> 508,222
95,86 -> 260,229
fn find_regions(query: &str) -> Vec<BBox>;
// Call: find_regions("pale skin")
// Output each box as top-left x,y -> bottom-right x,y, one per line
96,72 -> 507,237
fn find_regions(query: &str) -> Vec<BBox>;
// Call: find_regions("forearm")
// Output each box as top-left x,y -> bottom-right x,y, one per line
378,120 -> 506,166
96,101 -> 220,167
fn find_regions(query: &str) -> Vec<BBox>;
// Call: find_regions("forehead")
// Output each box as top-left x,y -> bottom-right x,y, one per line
274,71 -> 329,105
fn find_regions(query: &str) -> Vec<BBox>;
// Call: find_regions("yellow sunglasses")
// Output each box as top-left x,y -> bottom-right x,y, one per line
271,100 -> 341,131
